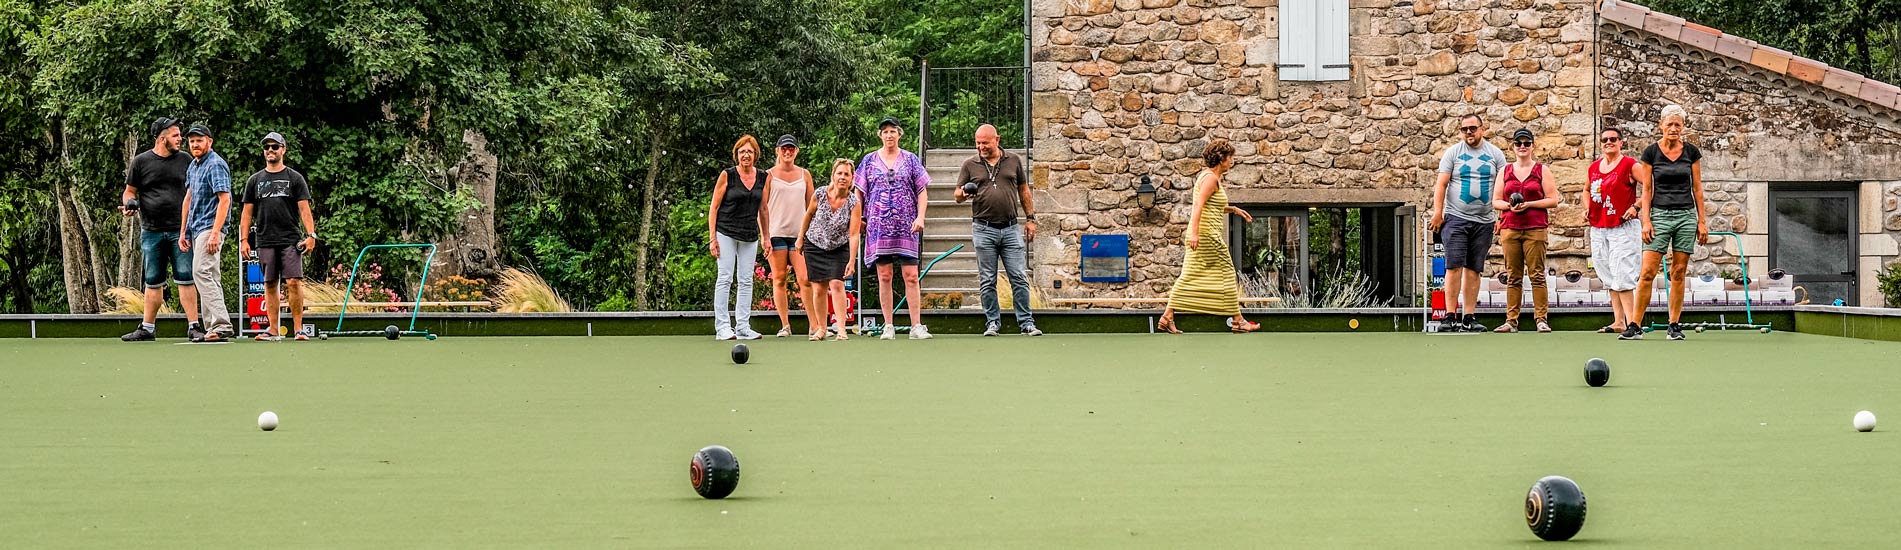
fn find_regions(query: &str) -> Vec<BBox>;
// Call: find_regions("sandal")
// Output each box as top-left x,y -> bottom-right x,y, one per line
808,332 -> 822,341
294,333 -> 309,341
1156,316 -> 1183,334
1229,318 -> 1261,333
1597,324 -> 1623,333
1536,321 -> 1552,333
776,326 -> 792,338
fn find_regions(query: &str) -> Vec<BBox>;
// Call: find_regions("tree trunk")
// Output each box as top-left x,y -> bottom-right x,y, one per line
4,248 -> 32,313
56,182 -> 102,314
631,132 -> 666,310
433,129 -> 500,281
54,120 -> 103,313
117,133 -> 141,288
1327,208 -> 1346,273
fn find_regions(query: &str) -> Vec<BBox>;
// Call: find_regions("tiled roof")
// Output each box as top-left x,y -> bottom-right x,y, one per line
1599,0 -> 1901,113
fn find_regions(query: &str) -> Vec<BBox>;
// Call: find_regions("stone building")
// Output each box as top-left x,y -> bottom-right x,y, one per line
1021,0 -> 1901,306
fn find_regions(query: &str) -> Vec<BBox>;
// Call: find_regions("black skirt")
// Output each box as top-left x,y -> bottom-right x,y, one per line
802,242 -> 850,282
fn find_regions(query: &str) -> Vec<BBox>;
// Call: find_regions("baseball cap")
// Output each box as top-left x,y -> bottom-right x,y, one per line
777,134 -> 798,149
186,124 -> 213,138
261,132 -> 286,146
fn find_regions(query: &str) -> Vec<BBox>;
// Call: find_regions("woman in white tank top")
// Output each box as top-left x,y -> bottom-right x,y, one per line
762,135 -> 815,337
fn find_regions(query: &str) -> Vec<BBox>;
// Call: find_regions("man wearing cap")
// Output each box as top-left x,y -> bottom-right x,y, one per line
119,117 -> 202,342
177,124 -> 234,341
953,124 -> 1041,337
238,132 -> 317,341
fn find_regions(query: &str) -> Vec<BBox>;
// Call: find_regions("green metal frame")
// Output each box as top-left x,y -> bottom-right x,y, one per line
868,244 -> 964,335
330,243 -> 440,338
1648,231 -> 1773,333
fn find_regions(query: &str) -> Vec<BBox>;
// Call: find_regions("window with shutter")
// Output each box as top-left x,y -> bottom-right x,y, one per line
1277,0 -> 1350,81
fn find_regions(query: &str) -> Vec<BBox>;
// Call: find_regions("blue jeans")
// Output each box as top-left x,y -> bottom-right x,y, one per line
973,223 -> 1034,328
140,230 -> 194,289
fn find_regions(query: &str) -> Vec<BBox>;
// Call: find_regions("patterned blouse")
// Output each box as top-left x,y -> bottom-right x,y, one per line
804,186 -> 859,250
853,150 -> 931,265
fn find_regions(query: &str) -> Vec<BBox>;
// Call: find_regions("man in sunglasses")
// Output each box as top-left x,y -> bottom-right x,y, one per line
238,132 -> 317,341
1429,114 -> 1506,333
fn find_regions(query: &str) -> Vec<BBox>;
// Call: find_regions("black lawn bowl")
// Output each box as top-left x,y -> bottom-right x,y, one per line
731,344 -> 749,364
1584,358 -> 1610,388
1509,192 -> 1525,207
690,445 -> 741,499
384,325 -> 401,340
1526,475 -> 1587,541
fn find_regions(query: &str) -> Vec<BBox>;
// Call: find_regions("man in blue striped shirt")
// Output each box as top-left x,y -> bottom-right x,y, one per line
178,123 -> 234,342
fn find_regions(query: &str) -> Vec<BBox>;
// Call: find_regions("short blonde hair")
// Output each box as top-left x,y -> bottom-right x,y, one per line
732,135 -> 760,164
829,158 -> 856,178
1659,104 -> 1688,124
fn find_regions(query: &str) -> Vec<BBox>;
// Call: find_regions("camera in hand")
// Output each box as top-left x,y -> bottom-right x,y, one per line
962,179 -> 981,195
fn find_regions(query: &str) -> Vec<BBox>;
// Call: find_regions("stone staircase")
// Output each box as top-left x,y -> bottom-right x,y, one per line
917,148 -> 1026,306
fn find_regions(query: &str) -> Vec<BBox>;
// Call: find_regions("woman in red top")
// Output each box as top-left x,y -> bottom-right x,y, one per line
1490,129 -> 1562,333
1586,128 -> 1649,336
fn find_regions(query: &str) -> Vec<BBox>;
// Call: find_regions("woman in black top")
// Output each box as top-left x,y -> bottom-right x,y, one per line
1629,104 -> 1705,341
707,135 -> 770,340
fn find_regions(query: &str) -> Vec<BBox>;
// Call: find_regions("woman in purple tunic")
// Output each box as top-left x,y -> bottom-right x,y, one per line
855,117 -> 932,340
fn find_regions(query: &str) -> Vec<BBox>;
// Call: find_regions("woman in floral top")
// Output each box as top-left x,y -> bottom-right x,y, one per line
796,158 -> 863,341
855,117 -> 932,340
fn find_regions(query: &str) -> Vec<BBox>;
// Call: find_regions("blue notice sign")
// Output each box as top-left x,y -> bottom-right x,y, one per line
1080,234 -> 1130,283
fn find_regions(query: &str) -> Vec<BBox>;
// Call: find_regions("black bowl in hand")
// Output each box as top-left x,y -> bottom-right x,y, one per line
962,181 -> 981,195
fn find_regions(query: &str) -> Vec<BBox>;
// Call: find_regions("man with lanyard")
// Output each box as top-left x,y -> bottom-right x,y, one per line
953,124 -> 1042,337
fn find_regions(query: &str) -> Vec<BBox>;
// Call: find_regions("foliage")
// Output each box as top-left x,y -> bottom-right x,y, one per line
103,286 -> 171,315
1879,261 -> 1901,308
1,0 -> 1026,312
1632,0 -> 1901,84
493,267 -> 571,313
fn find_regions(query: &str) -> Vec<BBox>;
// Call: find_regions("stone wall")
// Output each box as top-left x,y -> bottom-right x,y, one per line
1029,0 -> 1596,302
1596,23 -> 1901,304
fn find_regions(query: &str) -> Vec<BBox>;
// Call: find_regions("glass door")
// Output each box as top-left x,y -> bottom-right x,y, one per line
1231,209 -> 1308,301
1768,185 -> 1858,305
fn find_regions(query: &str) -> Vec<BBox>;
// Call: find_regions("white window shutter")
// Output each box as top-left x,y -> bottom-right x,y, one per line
1278,0 -> 1317,81
1316,0 -> 1350,80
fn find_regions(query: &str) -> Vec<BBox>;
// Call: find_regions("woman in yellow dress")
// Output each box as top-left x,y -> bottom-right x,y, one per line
1158,139 -> 1258,334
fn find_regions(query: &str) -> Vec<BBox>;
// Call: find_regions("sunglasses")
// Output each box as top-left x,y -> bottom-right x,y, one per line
1459,126 -> 1480,133
263,144 -> 284,151
1513,140 -> 1534,147
1600,137 -> 1621,143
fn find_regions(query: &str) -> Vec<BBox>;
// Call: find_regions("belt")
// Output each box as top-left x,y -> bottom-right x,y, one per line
975,219 -> 1016,229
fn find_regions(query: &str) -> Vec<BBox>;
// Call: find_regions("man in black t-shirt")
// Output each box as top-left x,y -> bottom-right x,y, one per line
119,117 -> 205,342
952,124 -> 1041,337
238,132 -> 318,341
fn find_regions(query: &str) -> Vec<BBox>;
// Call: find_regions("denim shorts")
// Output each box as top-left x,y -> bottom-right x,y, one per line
140,230 -> 194,288
770,237 -> 797,251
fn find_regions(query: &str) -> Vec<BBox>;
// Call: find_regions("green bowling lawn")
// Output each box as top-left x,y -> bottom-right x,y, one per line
3,331 -> 1898,548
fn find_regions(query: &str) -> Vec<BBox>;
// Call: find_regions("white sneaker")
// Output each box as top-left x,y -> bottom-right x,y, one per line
909,325 -> 934,340
734,327 -> 763,340
880,329 -> 897,340
715,328 -> 735,341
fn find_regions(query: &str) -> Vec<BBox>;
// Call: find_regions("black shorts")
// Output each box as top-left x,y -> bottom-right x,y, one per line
1439,217 -> 1494,271
873,254 -> 919,267
257,245 -> 305,282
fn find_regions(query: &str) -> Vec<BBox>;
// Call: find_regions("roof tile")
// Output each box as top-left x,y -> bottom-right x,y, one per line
1749,46 -> 1791,75
1641,11 -> 1686,42
1786,57 -> 1827,85
1599,0 -> 1648,29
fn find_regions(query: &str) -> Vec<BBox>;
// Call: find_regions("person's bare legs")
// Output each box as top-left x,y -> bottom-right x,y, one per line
1666,251 -> 1690,323
767,248 -> 792,334
179,284 -> 201,327
790,248 -> 809,329
877,263 -> 897,331
901,264 -> 923,327
1460,268 -> 1481,316
287,279 -> 305,336
259,282 -> 281,339
143,288 -> 163,327
806,281 -> 827,339
1608,289 -> 1632,330
1632,251 -> 1665,329
1444,268 -> 1466,318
